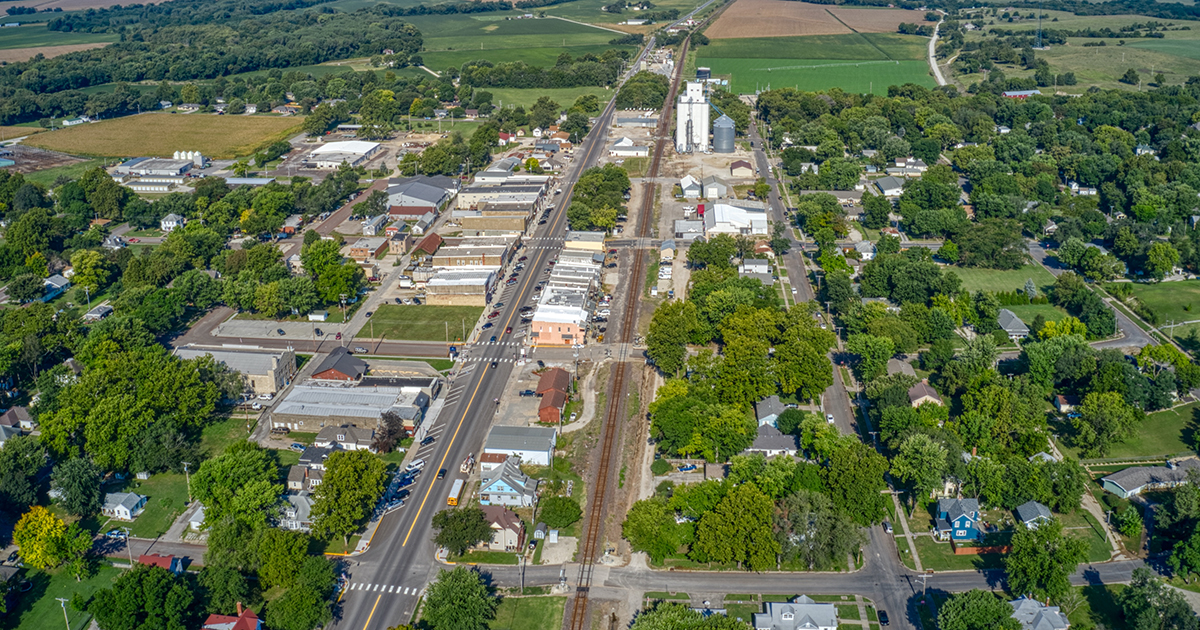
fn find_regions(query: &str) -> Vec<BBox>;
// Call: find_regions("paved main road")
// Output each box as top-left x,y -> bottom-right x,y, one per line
328,40 -> 656,630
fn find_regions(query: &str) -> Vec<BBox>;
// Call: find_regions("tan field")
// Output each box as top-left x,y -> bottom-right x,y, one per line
25,112 -> 303,159
0,0 -> 161,11
0,43 -> 109,62
706,0 -> 924,39
827,6 -> 926,33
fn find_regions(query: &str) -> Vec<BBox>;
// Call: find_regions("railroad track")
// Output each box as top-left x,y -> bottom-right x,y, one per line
564,31 -> 693,630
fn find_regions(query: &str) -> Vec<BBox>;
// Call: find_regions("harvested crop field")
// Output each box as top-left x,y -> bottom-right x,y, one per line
25,113 -> 303,159
0,43 -> 110,62
705,0 -> 923,39
0,144 -> 88,176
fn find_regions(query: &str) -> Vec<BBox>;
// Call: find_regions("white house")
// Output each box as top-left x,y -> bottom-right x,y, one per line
854,240 -> 876,261
160,213 -> 186,232
753,596 -> 837,630
42,274 -> 71,302
874,176 -> 905,198
680,174 -> 702,198
478,456 -> 539,507
1008,597 -> 1069,630
609,137 -> 649,158
483,426 -> 557,467
102,492 -> 147,520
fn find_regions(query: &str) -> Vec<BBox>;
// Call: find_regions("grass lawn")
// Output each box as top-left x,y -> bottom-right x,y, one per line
275,449 -> 301,467
421,45 -> 636,71
200,414 -> 254,457
0,24 -> 118,49
950,264 -> 1056,294
698,32 -> 928,60
468,86 -> 613,110
488,595 -> 567,630
2,564 -> 121,630
1127,280 -> 1200,325
111,473 -> 191,539
124,227 -> 163,238
1054,402 -> 1198,461
404,13 -> 618,53
453,550 -> 520,565
357,356 -> 454,370
369,304 -> 483,342
692,56 -> 933,95
724,603 -> 759,623
25,112 -> 302,159
912,536 -> 1005,572
314,535 -> 362,555
1005,303 -> 1070,326
621,156 -> 650,178
21,159 -> 104,187
1069,584 -> 1125,630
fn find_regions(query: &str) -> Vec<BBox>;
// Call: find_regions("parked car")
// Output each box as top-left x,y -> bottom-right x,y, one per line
406,459 -> 426,472
488,311 -> 501,319
826,414 -> 835,424
519,390 -> 536,397
883,522 -> 893,534
289,443 -> 305,452
335,332 -> 342,340
678,464 -> 697,472
365,311 -> 373,318
569,412 -> 577,422
482,322 -> 494,330
314,328 -> 323,336
277,328 -> 286,336
354,347 -> 367,353
421,436 -> 436,446
878,611 -> 889,626
106,529 -> 127,540
258,393 -> 274,401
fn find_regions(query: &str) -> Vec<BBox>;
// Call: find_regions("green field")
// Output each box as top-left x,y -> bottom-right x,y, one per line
403,14 -> 620,53
1126,280 -> 1200,325
694,57 -> 933,95
484,86 -> 613,110
2,565 -> 121,630
1004,303 -> 1070,325
949,264 -> 1057,294
698,33 -> 928,60
1055,401 -> 1197,461
1127,37 -> 1200,62
488,596 -> 567,630
104,473 -> 191,538
422,44 -> 636,72
370,304 -> 484,342
0,24 -> 118,50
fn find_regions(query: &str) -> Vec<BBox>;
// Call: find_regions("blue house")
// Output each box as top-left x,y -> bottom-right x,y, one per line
936,498 -> 981,542
479,456 -> 538,507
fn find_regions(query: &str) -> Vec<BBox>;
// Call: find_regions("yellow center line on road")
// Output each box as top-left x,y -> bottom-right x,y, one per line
361,594 -> 382,630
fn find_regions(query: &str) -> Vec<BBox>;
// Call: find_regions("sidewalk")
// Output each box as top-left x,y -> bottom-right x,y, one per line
891,492 -> 923,571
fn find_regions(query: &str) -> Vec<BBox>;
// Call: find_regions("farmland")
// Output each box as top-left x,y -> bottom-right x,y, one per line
422,44 -> 637,72
0,23 -> 118,50
695,32 -> 933,94
24,112 -> 302,158
705,0 -> 924,39
404,14 -> 622,54
0,43 -> 112,62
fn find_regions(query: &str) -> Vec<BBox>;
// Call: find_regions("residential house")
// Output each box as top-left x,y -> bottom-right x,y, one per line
853,240 -> 876,261
480,505 -> 525,551
413,212 -> 436,235
479,452 -> 509,472
102,235 -> 126,250
0,425 -> 21,448
1136,144 -> 1157,157
1008,597 -> 1069,630
102,492 -> 147,520
161,213 -> 186,232
755,395 -> 784,427
280,494 -> 314,532
202,603 -> 263,630
674,219 -> 705,242
314,425 -> 375,452
311,347 -> 368,382
680,175 -> 702,198
729,160 -> 754,178
483,426 -> 557,467
738,258 -> 773,285
138,554 -> 184,575
1014,500 -> 1053,529
887,358 -> 916,377
743,424 -> 799,458
1101,459 -> 1200,498
908,381 -> 944,407
874,176 -> 905,197
361,214 -> 389,236
0,406 -> 34,430
701,175 -> 729,199
1054,395 -> 1081,414
479,456 -> 539,507
936,498 -> 982,541
660,239 -> 676,261
752,596 -> 838,630
998,309 -> 1030,341
84,304 -> 114,322
298,446 -> 332,470
286,465 -> 323,492
861,297 -> 900,312
42,274 -> 70,301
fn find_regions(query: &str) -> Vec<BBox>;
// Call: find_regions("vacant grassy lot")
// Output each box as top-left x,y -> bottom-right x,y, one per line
699,32 -> 928,60
107,472 -> 191,538
1055,401 -> 1197,461
370,304 -> 483,342
950,264 -> 1056,294
488,596 -> 567,630
25,113 -> 302,158
0,23 -> 118,49
1126,280 -> 1200,325
693,56 -> 933,94
484,86 -> 613,110
1005,303 -> 1070,325
2,564 -> 121,630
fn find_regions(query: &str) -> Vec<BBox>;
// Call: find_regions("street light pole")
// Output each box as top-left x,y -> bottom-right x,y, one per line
181,462 -> 192,503
56,598 -> 70,630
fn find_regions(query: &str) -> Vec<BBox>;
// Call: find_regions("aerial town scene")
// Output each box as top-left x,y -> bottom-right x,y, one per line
2,0 -> 1200,628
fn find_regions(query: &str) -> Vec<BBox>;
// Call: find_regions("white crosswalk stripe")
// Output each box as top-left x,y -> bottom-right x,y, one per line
345,582 -> 421,596
389,586 -> 395,593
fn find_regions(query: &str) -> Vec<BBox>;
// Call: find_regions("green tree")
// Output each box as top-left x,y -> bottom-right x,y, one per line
7,274 -> 44,303
432,507 -> 492,556
1119,567 -> 1198,630
539,496 -> 582,528
646,299 -> 701,375
891,433 -> 949,497
1120,68 -> 1140,85
51,458 -> 103,517
1169,524 -> 1200,583
823,442 -> 889,525
847,333 -> 895,381
264,584 -> 330,630
311,450 -> 388,543
257,528 -> 309,590
629,602 -> 747,629
1145,241 -> 1180,281
693,482 -> 779,570
191,441 -> 283,527
1005,519 -> 1087,600
937,590 -> 1022,630
1072,391 -> 1140,457
774,490 -> 864,570
70,250 -> 111,294
197,566 -> 250,615
622,497 -> 684,563
88,565 -> 196,630
13,506 -> 67,569
422,567 -> 499,630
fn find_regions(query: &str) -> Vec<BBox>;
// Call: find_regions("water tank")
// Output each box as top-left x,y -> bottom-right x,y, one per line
712,115 -> 735,153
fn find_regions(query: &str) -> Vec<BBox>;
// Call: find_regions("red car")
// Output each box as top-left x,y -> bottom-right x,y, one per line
128,238 -> 140,243
505,326 -> 513,334
518,256 -> 528,262
488,311 -> 501,319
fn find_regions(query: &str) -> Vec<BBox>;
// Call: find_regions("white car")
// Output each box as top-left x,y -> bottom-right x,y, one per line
826,414 -> 835,424
257,393 -> 273,400
406,459 -> 426,472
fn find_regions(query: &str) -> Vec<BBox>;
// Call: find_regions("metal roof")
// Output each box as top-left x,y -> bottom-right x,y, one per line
484,426 -> 556,453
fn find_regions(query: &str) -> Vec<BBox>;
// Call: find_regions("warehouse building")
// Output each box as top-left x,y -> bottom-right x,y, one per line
114,157 -> 194,177
308,141 -> 382,168
268,383 -> 431,432
424,269 -> 499,306
483,426 -> 558,467
173,345 -> 297,395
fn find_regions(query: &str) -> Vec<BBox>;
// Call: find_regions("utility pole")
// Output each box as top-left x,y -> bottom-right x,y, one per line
122,527 -> 133,566
55,598 -> 70,630
181,462 -> 192,503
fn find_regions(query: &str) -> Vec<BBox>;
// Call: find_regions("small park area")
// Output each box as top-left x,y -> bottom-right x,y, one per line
369,304 -> 483,342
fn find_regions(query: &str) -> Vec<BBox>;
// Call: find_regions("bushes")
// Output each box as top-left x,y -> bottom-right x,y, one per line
651,459 -> 673,476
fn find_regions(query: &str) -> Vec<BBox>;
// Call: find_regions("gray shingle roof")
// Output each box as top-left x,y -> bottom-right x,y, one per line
1009,597 -> 1069,630
998,308 -> 1029,335
938,498 -> 978,523
485,426 -> 556,453
746,424 -> 798,453
1102,459 -> 1200,494
1014,500 -> 1052,526
756,395 -> 784,421
312,347 -> 368,380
